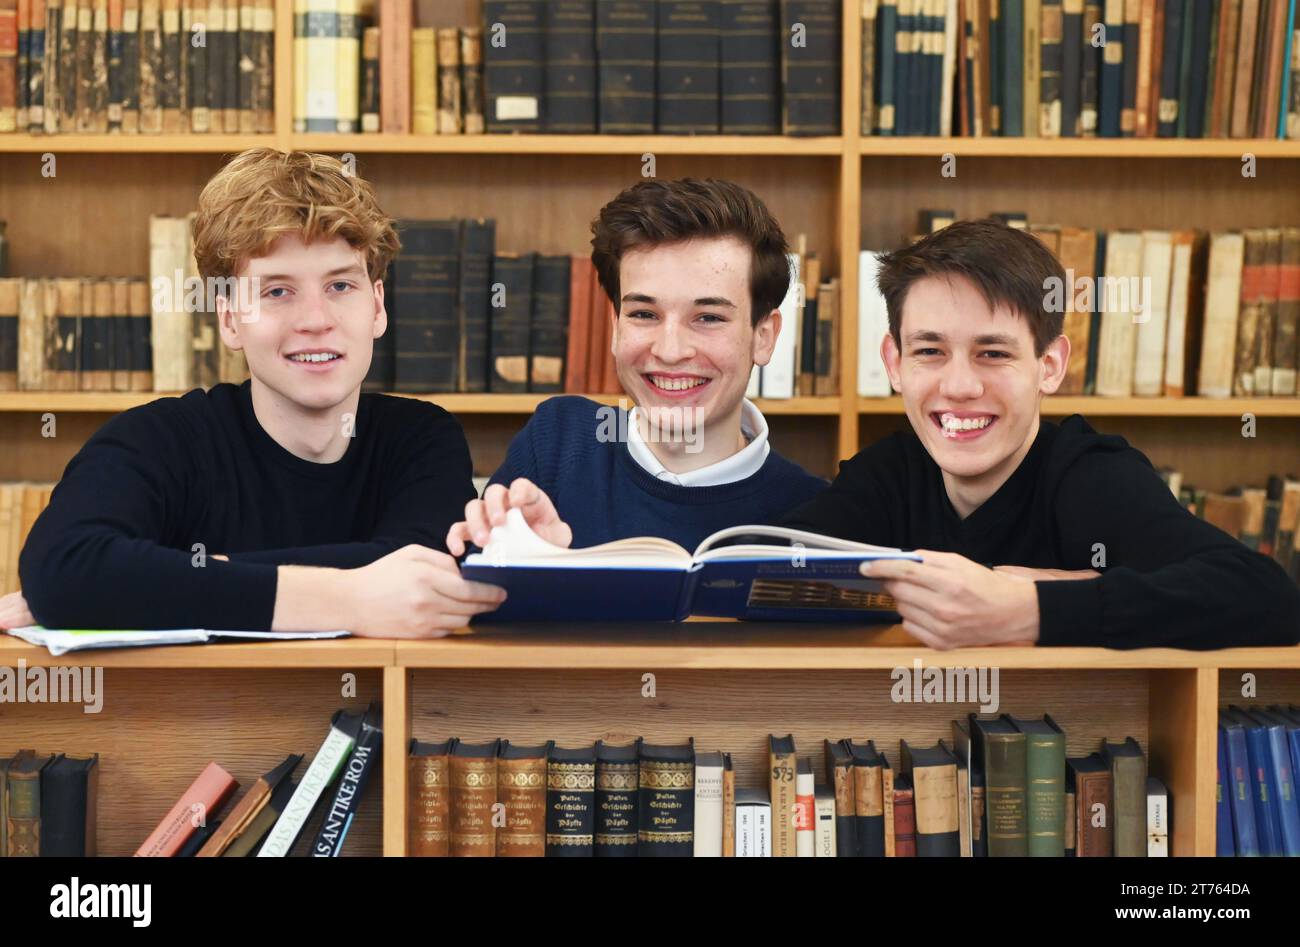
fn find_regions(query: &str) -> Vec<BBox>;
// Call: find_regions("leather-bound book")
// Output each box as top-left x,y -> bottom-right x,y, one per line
1230,0 -> 1259,139
779,0 -> 839,134
1163,230 -> 1205,397
881,751 -> 895,855
459,26 -> 484,132
498,740 -> 550,857
110,278 -> 130,391
594,739 -> 639,856
489,252 -> 535,393
941,737 -> 971,856
26,0 -> 47,133
1006,714 -> 1066,856
893,773 -> 916,857
159,0 -> 180,131
843,738 -> 884,856
127,278 -> 152,391
6,750 -> 46,856
40,754 -> 98,856
1056,226 -> 1097,395
1102,737 -> 1146,856
49,277 -> 81,391
333,0 -> 361,133
877,0 -> 897,135
1063,774 -> 1076,855
722,752 -> 735,856
57,0 -> 77,130
392,219 -> 461,393
222,775 -> 295,857
596,0 -> 655,133
119,0 -> 138,132
1068,752 -> 1113,856
136,761 -> 238,857
954,717 -> 986,856
564,255 -> 592,393
1182,0 -> 1212,138
197,754 -> 301,857
1098,0 -> 1122,135
219,0 -> 237,130
529,255 -> 569,392
435,27 -> 461,133
824,739 -> 858,856
638,740 -> 694,856
546,743 -> 595,856
412,28 -> 435,133
1154,0 -> 1181,136
484,0 -> 544,131
184,0 -> 206,130
81,278 -> 113,392
378,0 -> 409,132
1079,0 -> 1101,134
1059,0 -> 1082,136
1197,231 -> 1245,398
717,0 -> 774,133
1253,229 -> 1282,396
544,0 -> 596,132
656,0 -> 720,133
1233,229 -> 1266,397
1118,0 -> 1139,135
408,739 -> 454,857
1,752 -> 26,857
768,733 -> 797,857
16,279 -> 43,390
450,739 -> 499,857
312,702 -> 383,857
0,278 -> 17,390
974,716 -> 1027,856
1272,228 -> 1300,396
204,0 -> 223,131
695,750 -> 726,856
359,24 -> 379,131
457,218 -> 495,392
900,740 -> 959,857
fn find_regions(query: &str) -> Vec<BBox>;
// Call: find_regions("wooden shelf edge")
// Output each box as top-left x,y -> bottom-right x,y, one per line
0,636 -> 395,668
860,137 -> 1300,158
0,134 -> 278,153
858,396 -> 1300,417
292,133 -> 844,155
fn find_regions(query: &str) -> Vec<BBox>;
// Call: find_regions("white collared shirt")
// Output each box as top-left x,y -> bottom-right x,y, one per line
625,399 -> 771,487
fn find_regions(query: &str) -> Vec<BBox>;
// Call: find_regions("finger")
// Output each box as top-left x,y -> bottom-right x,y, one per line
860,558 -> 949,593
482,484 -> 511,526
463,499 -> 493,547
430,572 -> 509,605
446,523 -> 471,558
900,617 -> 951,650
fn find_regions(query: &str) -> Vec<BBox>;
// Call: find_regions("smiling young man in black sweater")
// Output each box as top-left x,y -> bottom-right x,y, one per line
3,148 -> 504,635
781,218 -> 1300,650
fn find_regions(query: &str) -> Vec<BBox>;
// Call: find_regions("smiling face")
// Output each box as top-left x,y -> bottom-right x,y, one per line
612,235 -> 779,438
881,272 -> 1069,514
216,232 -> 386,414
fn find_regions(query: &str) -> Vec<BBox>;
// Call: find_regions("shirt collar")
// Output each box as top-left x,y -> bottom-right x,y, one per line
625,399 -> 771,487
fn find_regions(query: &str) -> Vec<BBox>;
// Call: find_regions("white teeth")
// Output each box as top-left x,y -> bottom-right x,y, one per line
650,375 -> 707,391
939,412 -> 993,437
289,353 -> 340,363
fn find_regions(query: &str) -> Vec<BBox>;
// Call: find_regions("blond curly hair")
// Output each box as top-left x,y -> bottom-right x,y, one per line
193,148 -> 400,286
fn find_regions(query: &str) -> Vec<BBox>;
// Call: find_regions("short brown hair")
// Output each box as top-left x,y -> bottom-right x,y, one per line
876,217 -> 1067,356
193,148 -> 401,288
590,178 -> 791,326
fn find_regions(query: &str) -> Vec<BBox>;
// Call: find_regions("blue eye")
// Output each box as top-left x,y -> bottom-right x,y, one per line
697,313 -> 724,324
330,281 -> 353,293
265,286 -> 288,298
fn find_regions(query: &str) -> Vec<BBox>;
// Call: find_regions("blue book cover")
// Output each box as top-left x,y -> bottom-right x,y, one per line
1227,707 -> 1282,856
1270,706 -> 1300,797
1217,726 -> 1234,856
1220,712 -> 1259,856
1245,709 -> 1300,856
462,509 -> 921,623
1281,0 -> 1297,138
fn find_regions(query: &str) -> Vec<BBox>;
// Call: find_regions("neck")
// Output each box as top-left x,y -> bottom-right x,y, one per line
249,378 -> 359,463
639,400 -> 747,474
941,414 -> 1040,519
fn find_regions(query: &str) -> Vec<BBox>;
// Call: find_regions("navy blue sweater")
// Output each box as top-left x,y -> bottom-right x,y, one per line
489,397 -> 827,550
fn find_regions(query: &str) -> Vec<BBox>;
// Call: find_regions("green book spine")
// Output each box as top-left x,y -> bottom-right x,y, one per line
984,734 -> 1028,856
6,769 -> 42,857
1025,732 -> 1066,855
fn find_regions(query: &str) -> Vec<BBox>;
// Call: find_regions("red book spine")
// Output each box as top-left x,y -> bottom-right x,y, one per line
135,761 -> 238,857
894,787 -> 917,857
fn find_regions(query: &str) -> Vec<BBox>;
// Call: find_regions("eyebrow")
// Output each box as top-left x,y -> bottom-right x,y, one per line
621,292 -> 738,308
905,330 -> 1021,348
256,264 -> 367,282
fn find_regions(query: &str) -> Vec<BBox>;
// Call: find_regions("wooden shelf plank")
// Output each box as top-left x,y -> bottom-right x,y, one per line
0,636 -> 394,667
0,134 -> 279,153
858,396 -> 1300,417
290,133 -> 844,155
860,137 -> 1300,158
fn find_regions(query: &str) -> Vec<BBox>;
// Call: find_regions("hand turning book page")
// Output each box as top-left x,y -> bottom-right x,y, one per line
461,508 -> 923,623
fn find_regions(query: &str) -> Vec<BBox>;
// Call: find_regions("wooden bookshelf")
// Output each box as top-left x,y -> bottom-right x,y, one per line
4,629 -> 1298,856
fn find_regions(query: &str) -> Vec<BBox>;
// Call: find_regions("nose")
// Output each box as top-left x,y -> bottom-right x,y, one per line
938,354 -> 984,401
650,316 -> 695,364
291,288 -> 335,334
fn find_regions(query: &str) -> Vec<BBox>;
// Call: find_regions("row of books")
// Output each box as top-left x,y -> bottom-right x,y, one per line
1165,469 -> 1300,581
0,481 -> 52,595
0,0 -> 276,135
0,752 -> 98,856
408,717 -> 1165,856
857,213 -> 1300,400
3,706 -> 380,858
300,0 -> 843,136
1217,705 -> 1300,856
862,0 -> 1300,139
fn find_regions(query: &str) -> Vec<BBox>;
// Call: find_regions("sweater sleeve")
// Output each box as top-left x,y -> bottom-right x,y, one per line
1037,451 -> 1300,649
228,408 -> 477,567
18,406 -> 280,630
488,397 -> 567,492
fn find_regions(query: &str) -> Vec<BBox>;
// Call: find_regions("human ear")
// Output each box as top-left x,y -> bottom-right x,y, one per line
215,291 -> 244,351
751,309 -> 781,367
881,332 -> 903,392
1038,334 -> 1070,395
372,278 -> 388,339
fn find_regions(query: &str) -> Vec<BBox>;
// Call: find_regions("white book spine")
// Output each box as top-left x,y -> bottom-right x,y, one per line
814,791 -> 837,856
736,806 -> 754,857
1197,233 -> 1245,398
1163,238 -> 1193,394
257,720 -> 356,856
756,805 -> 771,856
858,251 -> 892,396
693,763 -> 724,857
795,770 -> 815,857
1133,231 -> 1173,396
1095,231 -> 1144,397
761,253 -> 800,398
1147,785 -> 1169,857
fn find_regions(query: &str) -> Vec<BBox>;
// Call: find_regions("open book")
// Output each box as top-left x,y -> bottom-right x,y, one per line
6,627 -> 350,656
461,508 -> 922,622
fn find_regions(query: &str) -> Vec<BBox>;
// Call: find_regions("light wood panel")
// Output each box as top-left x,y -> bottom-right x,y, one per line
0,668 -> 384,856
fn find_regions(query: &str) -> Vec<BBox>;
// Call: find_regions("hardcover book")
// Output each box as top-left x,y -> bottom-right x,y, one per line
497,740 -> 550,856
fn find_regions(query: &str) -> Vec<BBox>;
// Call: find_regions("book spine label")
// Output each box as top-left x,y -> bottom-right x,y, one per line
497,757 -> 548,856
545,758 -> 595,855
638,757 -> 694,855
408,755 -> 450,857
484,0 -> 544,131
449,756 -> 497,857
594,758 -> 638,855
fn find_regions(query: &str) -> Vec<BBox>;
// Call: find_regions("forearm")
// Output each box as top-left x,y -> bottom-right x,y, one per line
271,565 -> 358,632
232,541 -> 399,570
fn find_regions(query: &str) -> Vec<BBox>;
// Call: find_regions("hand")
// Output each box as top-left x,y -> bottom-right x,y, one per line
860,551 -> 1041,649
446,478 -> 573,556
340,544 -> 508,638
0,591 -> 36,630
994,565 -> 1100,582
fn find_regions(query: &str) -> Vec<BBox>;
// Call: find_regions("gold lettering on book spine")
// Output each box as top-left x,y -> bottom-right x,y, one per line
639,761 -> 693,790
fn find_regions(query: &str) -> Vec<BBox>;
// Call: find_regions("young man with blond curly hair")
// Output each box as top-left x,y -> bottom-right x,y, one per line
8,148 -> 505,636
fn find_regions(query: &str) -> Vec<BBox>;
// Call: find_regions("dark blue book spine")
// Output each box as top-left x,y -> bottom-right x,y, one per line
1260,720 -> 1300,855
1002,0 -> 1025,135
393,220 -> 462,393
484,0 -> 546,132
597,0 -> 657,132
720,0 -> 780,133
1156,0 -> 1186,135
1080,0 -> 1102,133
656,0 -> 721,132
1183,0 -> 1212,138
312,713 -> 383,857
1217,727 -> 1235,855
1119,0 -> 1138,135
545,0 -> 597,132
1061,0 -> 1083,136
893,0 -> 911,134
1223,721 -> 1260,856
1099,0 -> 1123,135
1083,229 -> 1105,393
877,0 -> 899,133
989,0 -> 1002,132
528,255 -> 570,392
780,0 -> 840,134
458,219 -> 496,393
1242,722 -> 1281,855
488,253 -> 535,393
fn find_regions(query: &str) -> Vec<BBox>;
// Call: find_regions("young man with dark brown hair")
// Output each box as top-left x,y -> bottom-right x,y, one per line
447,177 -> 825,555
780,217 -> 1300,650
